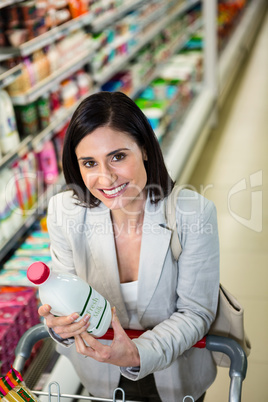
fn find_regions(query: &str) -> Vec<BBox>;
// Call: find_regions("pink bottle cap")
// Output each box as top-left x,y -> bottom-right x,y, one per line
27,262 -> 50,285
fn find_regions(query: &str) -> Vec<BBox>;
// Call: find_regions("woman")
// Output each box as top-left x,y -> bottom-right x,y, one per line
39,91 -> 220,402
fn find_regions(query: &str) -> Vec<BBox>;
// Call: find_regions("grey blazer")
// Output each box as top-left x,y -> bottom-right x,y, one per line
46,189 -> 220,402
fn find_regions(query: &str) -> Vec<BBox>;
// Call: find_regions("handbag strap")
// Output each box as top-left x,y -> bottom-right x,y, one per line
165,186 -> 182,261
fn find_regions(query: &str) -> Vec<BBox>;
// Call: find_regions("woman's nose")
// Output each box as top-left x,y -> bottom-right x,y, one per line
97,164 -> 116,186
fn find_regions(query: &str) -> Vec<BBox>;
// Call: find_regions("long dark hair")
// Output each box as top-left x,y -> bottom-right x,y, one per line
62,91 -> 174,207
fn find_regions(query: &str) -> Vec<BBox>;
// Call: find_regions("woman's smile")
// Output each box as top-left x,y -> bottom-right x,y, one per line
100,182 -> 128,198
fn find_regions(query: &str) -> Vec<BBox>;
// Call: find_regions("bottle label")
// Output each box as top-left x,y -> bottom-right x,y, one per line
17,388 -> 35,402
80,286 -> 108,333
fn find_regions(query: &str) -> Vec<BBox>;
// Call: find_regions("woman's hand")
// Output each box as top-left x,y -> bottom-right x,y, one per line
38,304 -> 90,339
74,307 -> 140,367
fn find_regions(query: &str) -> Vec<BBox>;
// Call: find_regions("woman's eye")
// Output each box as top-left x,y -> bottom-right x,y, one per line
84,161 -> 96,168
112,153 -> 126,161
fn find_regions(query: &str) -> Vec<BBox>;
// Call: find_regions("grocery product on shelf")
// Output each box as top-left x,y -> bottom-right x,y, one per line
132,45 -> 202,141
0,286 -> 40,374
0,89 -> 20,155
0,167 -> 24,242
36,140 -> 59,186
12,67 -> 92,138
218,0 -> 249,51
76,69 -> 93,96
0,0 -> 91,49
0,286 -> 40,375
36,93 -> 50,130
15,102 -> 39,136
11,153 -> 38,214
3,230 -> 51,271
5,29 -> 93,98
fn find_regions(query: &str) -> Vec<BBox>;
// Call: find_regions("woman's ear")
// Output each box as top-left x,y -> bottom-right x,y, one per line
142,148 -> 148,161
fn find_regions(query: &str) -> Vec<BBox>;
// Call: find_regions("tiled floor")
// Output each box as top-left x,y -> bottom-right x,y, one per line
188,11 -> 268,402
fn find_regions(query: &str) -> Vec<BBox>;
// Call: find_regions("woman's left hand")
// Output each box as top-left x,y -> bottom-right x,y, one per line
74,307 -> 141,367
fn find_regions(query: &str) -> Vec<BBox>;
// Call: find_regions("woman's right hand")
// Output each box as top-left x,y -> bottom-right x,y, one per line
38,304 -> 90,339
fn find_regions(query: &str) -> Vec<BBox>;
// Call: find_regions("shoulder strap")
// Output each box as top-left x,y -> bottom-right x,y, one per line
165,186 -> 182,261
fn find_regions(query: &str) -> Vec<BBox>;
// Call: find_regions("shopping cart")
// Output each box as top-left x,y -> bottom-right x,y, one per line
13,324 -> 247,402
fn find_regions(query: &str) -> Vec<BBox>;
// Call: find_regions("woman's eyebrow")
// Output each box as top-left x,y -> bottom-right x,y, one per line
106,148 -> 129,157
78,148 -> 129,161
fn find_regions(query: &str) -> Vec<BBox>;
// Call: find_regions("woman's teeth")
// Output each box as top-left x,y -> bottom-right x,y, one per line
102,183 -> 127,195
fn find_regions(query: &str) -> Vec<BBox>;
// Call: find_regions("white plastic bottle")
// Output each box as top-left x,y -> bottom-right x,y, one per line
0,89 -> 20,154
27,262 -> 112,338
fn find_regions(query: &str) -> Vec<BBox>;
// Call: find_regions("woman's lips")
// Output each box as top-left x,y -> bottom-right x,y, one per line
100,183 -> 128,198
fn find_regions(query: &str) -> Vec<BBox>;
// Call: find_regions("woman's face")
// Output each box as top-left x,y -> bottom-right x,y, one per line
75,126 -> 148,212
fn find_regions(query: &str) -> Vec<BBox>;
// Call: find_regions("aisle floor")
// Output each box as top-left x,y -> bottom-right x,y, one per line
188,11 -> 268,402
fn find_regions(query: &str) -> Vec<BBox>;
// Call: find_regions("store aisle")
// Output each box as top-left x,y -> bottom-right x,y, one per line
188,11 -> 268,402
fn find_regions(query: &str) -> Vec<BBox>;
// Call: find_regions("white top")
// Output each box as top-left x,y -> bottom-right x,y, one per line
120,281 -> 143,330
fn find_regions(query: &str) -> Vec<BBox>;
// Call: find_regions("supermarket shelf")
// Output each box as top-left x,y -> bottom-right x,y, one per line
0,12 -> 93,57
0,89 -> 98,170
218,0 -> 267,106
164,0 -> 268,184
163,87 -> 216,181
30,88 -> 98,149
10,47 -> 96,105
90,0 -> 145,32
0,135 -> 33,170
0,173 -> 65,263
0,0 -> 23,9
93,0 -> 200,85
0,63 -> 22,89
129,18 -> 202,99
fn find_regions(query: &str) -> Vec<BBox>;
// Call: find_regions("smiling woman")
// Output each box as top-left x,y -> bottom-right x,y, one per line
39,91 -> 220,402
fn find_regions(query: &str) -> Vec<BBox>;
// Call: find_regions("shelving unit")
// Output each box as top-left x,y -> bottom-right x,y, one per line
170,0 -> 267,184
90,0 -> 144,32
0,64 -> 22,89
92,0 -> 200,85
10,47 -> 97,105
0,172 -> 65,262
0,12 -> 93,57
0,0 -> 23,9
218,0 -> 267,106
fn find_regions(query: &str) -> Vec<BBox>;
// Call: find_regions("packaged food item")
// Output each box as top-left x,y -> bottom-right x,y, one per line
0,167 -> 23,239
6,64 -> 32,96
60,78 -> 79,108
76,70 -> 92,97
0,90 -> 20,155
37,93 -> 50,129
15,102 -> 39,136
0,367 -> 40,402
36,140 -> 59,185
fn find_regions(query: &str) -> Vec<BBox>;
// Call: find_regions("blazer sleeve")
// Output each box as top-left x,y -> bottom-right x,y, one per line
46,192 -> 77,275
124,191 -> 220,380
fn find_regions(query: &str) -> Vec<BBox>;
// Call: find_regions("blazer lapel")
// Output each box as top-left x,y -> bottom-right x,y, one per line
85,205 -> 129,327
137,198 -> 172,322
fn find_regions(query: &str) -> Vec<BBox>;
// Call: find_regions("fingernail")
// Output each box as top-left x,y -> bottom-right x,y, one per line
71,313 -> 79,321
83,314 -> 90,323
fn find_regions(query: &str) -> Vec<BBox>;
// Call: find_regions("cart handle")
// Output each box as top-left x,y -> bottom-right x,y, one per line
100,330 -> 248,381
14,324 -> 247,402
14,323 -> 50,373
